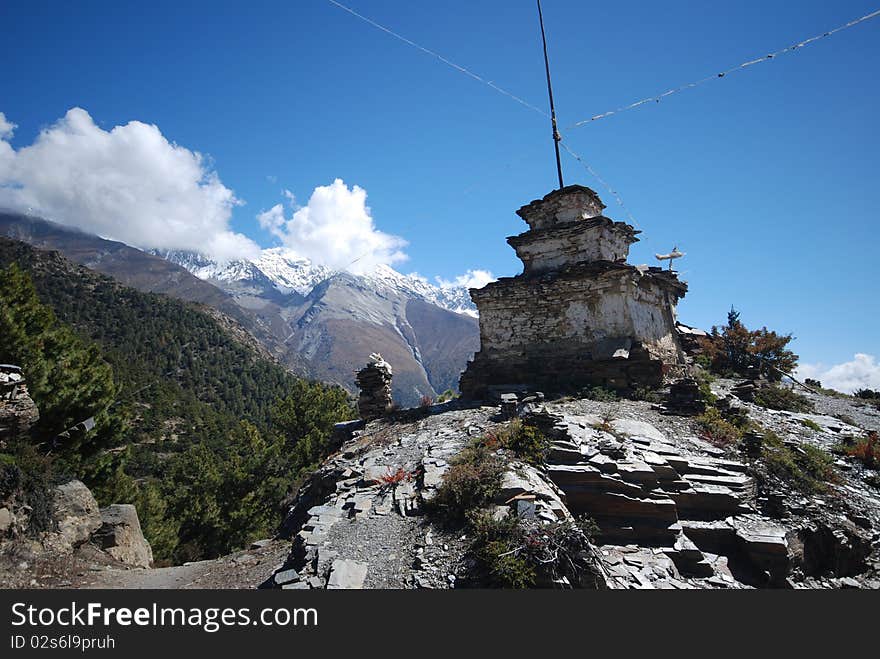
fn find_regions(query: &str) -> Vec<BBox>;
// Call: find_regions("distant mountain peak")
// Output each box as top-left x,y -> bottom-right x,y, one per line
154,248 -> 478,316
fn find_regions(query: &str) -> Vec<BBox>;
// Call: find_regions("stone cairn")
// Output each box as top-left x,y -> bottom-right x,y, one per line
355,353 -> 393,421
499,393 -> 519,420
660,378 -> 706,416
0,365 -> 39,443
731,379 -> 758,402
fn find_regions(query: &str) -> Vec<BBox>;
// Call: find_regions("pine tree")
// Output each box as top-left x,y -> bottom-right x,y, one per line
0,263 -> 117,454
700,306 -> 798,380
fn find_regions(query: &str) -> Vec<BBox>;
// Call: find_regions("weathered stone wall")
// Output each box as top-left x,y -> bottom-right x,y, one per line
508,218 -> 638,274
460,341 -> 666,396
517,185 -> 606,230
472,265 -> 683,364
459,184 -> 688,398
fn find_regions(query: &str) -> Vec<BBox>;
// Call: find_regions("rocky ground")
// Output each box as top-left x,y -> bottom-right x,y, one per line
270,407 -> 500,590
1,537 -> 291,589
5,378 -> 878,590
265,381 -> 880,590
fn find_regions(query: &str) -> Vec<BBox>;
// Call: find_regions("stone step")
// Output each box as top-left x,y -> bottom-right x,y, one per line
615,461 -> 660,486
598,522 -> 682,545
680,520 -> 739,555
548,465 -> 648,498
684,472 -> 754,490
662,533 -> 714,578
548,444 -> 587,464
670,484 -> 752,520
728,515 -> 791,586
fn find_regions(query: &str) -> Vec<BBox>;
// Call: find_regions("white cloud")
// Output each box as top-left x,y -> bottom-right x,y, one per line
796,353 -> 880,394
257,178 -> 407,274
0,107 -> 259,262
0,113 -> 15,139
437,268 -> 496,290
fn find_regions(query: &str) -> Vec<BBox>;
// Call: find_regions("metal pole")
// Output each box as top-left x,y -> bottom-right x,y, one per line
537,0 -> 564,190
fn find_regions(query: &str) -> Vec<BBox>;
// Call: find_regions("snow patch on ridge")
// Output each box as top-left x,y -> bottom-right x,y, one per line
154,249 -> 479,316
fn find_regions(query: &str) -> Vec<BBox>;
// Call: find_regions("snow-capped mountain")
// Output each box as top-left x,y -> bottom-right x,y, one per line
251,248 -> 335,296
0,212 -> 481,405
150,247 -> 482,404
364,265 -> 478,318
155,248 -> 479,316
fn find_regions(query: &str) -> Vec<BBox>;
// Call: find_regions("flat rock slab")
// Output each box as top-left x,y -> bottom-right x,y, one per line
327,559 -> 368,589
729,516 -> 788,552
497,465 -> 559,503
611,419 -> 666,443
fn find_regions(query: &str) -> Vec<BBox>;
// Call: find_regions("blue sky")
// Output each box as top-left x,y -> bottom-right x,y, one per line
1,0 -> 878,381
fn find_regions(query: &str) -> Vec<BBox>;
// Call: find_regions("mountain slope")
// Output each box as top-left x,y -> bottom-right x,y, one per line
157,248 -> 477,316
0,213 -> 482,406
0,236 -> 353,562
156,250 -> 481,405
0,236 -> 308,437
284,274 -> 450,403
0,212 -> 310,373
405,298 -> 480,395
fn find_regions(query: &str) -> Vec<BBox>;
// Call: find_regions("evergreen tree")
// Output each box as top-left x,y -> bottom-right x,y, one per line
701,306 -> 798,379
0,242 -> 355,563
0,263 -> 118,455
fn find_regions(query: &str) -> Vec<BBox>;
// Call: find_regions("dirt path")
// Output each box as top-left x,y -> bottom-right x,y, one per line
85,561 -> 215,589
81,539 -> 289,589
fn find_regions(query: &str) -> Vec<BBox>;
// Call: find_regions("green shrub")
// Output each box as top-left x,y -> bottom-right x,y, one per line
754,385 -> 814,413
436,389 -> 458,403
468,511 -> 537,588
629,386 -> 663,403
761,430 -> 835,493
696,407 -> 743,447
800,419 -> 822,432
693,369 -> 718,405
0,442 -> 55,536
467,510 -> 599,589
430,439 -> 505,524
489,419 -> 550,467
694,353 -> 713,371
582,386 -> 617,402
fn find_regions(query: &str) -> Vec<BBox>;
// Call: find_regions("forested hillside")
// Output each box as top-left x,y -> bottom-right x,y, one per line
0,237 -> 353,563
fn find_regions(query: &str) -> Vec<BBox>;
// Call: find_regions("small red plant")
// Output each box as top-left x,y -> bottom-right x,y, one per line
419,395 -> 434,408
482,431 -> 503,451
846,431 -> 879,468
377,467 -> 411,486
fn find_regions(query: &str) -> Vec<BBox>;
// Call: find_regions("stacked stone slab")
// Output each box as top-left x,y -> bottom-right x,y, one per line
0,365 -> 39,442
355,353 -> 393,420
660,378 -> 707,416
731,379 -> 758,402
460,185 -> 688,399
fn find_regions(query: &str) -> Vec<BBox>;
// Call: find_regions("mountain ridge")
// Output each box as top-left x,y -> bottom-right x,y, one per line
0,212 -> 481,406
154,247 -> 479,317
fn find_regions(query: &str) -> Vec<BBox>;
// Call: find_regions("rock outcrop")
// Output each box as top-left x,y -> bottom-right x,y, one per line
269,379 -> 880,589
47,480 -> 103,553
91,504 -> 154,568
268,402 -> 609,589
